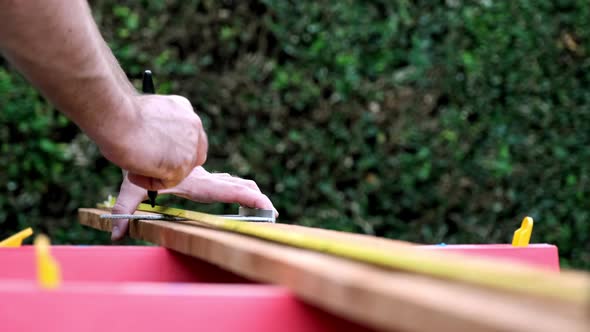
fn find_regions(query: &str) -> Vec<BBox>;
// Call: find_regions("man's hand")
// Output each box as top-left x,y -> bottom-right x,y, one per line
101,94 -> 208,190
110,167 -> 278,240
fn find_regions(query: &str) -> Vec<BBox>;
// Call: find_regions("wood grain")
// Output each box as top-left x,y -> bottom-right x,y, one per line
107,205 -> 590,303
79,208 -> 590,332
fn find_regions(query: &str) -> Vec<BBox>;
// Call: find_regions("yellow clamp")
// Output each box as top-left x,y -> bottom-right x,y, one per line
97,195 -> 117,209
0,227 -> 34,247
512,216 -> 534,247
34,234 -> 61,289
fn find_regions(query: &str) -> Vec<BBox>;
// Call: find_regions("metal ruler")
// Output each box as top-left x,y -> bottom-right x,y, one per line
101,206 -> 275,223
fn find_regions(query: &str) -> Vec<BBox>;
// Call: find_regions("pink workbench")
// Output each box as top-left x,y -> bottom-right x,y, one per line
0,244 -> 559,331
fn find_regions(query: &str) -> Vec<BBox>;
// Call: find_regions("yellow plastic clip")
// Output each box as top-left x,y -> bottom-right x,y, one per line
97,195 -> 117,209
0,227 -> 34,247
34,234 -> 61,289
512,216 -> 534,247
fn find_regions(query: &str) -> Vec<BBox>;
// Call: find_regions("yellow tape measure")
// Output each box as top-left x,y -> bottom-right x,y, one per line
132,203 -> 589,305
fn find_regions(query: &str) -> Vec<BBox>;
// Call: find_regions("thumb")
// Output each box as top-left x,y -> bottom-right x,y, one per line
111,178 -> 146,241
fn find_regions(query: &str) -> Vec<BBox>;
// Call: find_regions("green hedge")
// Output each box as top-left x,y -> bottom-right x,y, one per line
1,1 -> 588,269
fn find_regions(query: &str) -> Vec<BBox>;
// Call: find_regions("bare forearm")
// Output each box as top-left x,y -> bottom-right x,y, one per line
0,0 -> 136,148
0,0 -> 209,190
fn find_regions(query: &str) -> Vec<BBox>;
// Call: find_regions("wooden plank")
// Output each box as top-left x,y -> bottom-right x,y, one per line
79,208 -> 590,332
96,206 -> 414,250
136,204 -> 415,250
113,205 -> 589,303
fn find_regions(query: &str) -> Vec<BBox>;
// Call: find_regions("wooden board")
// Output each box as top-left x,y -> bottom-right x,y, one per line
98,205 -> 589,302
79,208 -> 590,332
119,204 -> 588,303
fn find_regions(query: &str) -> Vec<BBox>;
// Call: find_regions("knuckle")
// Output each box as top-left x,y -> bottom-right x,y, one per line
191,154 -> 200,167
230,183 -> 249,194
179,96 -> 193,108
244,180 -> 258,189
198,153 -> 207,165
169,94 -> 188,104
167,95 -> 194,112
192,116 -> 203,129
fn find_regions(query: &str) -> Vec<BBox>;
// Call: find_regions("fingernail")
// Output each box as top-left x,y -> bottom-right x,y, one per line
111,225 -> 120,240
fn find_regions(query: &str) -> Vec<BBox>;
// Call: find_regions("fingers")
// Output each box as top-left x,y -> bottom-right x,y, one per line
127,173 -> 172,191
111,177 -> 146,241
220,176 -> 261,193
209,173 -> 260,192
208,173 -> 278,216
169,95 -> 208,168
174,172 -> 278,217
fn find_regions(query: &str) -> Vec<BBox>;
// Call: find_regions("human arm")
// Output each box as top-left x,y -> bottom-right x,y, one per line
0,0 -> 207,189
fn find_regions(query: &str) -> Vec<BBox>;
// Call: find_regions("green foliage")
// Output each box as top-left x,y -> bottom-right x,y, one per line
0,67 -> 119,244
1,0 -> 588,269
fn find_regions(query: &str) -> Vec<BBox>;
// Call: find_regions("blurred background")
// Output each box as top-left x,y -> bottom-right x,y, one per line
0,1 -> 588,269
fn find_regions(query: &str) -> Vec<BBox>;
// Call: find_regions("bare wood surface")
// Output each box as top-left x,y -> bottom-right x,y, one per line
102,206 -> 590,302
79,208 -> 590,332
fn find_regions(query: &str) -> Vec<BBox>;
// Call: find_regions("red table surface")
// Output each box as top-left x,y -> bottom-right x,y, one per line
0,243 -> 559,332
